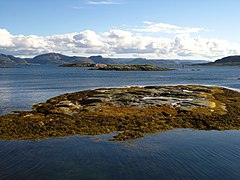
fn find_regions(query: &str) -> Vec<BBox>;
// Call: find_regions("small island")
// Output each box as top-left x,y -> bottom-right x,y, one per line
59,63 -> 173,71
0,85 -> 240,141
59,63 -> 95,67
0,66 -> 17,68
89,64 -> 172,71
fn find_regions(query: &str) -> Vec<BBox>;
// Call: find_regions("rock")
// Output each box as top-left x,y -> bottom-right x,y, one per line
50,107 -> 73,115
89,64 -> 173,71
56,100 -> 75,107
0,85 -> 240,141
79,98 -> 104,105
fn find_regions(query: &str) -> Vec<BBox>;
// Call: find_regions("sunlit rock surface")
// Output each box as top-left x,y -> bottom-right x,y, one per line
0,85 -> 239,141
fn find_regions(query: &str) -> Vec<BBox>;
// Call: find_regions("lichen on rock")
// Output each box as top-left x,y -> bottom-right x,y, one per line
0,85 -> 240,141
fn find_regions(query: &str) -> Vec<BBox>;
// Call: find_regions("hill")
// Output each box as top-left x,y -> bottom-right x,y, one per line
89,55 -> 115,64
127,58 -> 208,66
28,53 -> 93,64
0,52 -> 209,65
199,55 -> 240,66
0,54 -> 28,65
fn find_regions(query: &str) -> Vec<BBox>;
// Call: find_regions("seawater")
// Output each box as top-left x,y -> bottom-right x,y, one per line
0,65 -> 239,115
0,65 -> 240,179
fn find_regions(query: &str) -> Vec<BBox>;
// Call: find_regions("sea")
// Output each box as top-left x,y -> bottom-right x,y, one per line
0,65 -> 240,180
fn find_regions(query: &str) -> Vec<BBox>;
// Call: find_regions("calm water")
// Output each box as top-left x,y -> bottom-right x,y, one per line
0,65 -> 240,179
0,65 -> 239,115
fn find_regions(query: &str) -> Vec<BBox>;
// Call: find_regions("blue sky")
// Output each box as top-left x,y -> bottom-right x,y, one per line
1,0 -> 240,60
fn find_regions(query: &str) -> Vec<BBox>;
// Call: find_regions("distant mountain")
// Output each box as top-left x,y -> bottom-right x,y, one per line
0,52 -> 209,66
0,53 -> 94,65
89,55 -> 115,64
89,56 -> 208,66
28,53 -> 93,64
198,55 -> 240,66
0,54 -> 27,65
127,58 -> 208,66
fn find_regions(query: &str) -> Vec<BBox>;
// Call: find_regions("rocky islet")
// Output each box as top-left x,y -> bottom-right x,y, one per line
0,85 -> 240,141
60,63 -> 173,71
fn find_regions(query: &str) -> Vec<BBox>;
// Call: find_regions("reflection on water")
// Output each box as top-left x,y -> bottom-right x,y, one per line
1,129 -> 240,180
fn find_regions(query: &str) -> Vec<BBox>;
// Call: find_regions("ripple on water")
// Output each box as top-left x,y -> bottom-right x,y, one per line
0,129 -> 240,180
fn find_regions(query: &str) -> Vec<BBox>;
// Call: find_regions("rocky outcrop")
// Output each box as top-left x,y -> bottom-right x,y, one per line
0,85 -> 240,141
89,64 -> 173,71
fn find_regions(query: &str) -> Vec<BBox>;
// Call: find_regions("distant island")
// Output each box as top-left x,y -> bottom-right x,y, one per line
60,63 -> 173,71
0,66 -> 17,68
0,53 -> 208,66
90,64 -> 173,71
198,55 -> 240,66
59,63 -> 95,67
0,85 -> 239,141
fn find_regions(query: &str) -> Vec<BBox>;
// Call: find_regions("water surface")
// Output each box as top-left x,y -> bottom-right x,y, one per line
0,65 -> 239,115
0,65 -> 240,179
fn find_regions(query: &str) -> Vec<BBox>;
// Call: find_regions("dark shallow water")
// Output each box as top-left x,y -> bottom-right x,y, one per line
1,129 -> 240,180
0,65 -> 240,179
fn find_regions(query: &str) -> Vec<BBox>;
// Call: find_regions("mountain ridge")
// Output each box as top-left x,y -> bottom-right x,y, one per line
198,55 -> 240,66
0,52 -> 209,66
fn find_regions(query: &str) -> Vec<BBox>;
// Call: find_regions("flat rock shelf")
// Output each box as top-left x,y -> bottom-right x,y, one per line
0,85 -> 240,141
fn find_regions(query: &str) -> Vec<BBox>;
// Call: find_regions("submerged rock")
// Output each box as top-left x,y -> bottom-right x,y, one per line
0,85 -> 240,141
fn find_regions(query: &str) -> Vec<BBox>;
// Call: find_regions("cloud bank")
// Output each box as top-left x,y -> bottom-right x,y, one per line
1,22 -> 240,60
134,22 -> 207,34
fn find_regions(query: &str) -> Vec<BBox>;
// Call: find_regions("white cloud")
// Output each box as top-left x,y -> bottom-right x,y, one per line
134,22 -> 206,34
87,0 -> 120,5
1,23 -> 240,60
0,28 -> 13,47
72,0 -> 120,9
72,6 -> 85,9
73,30 -> 105,47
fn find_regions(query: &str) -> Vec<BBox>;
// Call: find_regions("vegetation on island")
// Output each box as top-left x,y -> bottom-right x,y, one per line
89,64 -> 173,71
59,63 -> 173,71
0,85 -> 240,141
59,63 -> 94,67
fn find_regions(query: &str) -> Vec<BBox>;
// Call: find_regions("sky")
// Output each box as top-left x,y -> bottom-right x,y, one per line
1,0 -> 240,60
